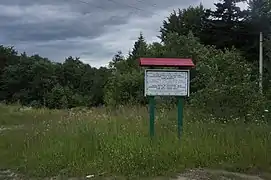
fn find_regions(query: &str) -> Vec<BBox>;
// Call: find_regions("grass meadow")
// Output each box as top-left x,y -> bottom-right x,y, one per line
0,104 -> 270,179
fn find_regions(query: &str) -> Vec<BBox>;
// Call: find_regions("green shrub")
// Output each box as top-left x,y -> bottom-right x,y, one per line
104,70 -> 146,106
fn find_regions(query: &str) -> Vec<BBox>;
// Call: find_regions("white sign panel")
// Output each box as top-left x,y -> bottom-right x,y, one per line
145,69 -> 189,96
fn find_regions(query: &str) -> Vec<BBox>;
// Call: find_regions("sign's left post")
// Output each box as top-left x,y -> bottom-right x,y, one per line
149,96 -> 155,138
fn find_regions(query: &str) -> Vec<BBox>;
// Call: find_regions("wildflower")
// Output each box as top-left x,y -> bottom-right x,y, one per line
86,174 -> 94,178
264,109 -> 269,113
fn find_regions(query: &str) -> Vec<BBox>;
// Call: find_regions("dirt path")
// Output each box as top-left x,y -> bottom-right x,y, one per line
175,169 -> 270,180
1,169 -> 270,180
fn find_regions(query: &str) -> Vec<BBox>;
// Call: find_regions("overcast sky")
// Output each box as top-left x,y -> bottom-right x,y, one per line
0,0 -> 248,67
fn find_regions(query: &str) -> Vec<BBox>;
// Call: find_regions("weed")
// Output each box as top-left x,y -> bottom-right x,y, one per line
0,104 -> 270,178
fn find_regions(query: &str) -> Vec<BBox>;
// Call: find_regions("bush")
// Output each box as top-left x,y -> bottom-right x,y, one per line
104,69 -> 146,106
45,84 -> 69,109
105,32 -> 267,120
190,48 -> 264,119
162,32 -> 266,120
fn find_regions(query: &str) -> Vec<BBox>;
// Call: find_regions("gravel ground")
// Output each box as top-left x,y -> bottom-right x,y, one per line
175,169 -> 269,180
1,169 -> 270,180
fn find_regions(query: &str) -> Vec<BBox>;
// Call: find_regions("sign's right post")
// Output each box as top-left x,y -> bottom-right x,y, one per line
177,96 -> 184,139
149,96 -> 155,138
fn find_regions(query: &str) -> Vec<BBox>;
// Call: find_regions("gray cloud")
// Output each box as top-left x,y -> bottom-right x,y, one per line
0,0 -> 248,67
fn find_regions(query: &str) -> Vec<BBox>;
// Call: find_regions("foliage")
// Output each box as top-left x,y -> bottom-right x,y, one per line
160,0 -> 270,67
104,70 -> 145,106
0,105 -> 270,178
191,47 -> 264,119
0,0 -> 270,120
203,0 -> 248,49
104,33 -> 149,106
265,35 -> 271,75
264,35 -> 271,100
158,32 -> 266,119
160,4 -> 206,42
0,1 -> 271,178
0,48 -> 110,109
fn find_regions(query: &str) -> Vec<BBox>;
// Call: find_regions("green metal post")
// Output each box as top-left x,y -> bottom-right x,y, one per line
149,96 -> 155,138
177,97 -> 184,139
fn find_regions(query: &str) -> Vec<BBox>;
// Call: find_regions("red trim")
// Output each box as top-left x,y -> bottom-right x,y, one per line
139,58 -> 194,67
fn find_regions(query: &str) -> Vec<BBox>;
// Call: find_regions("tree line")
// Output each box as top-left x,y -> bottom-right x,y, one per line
0,52 -> 110,108
0,0 -> 270,120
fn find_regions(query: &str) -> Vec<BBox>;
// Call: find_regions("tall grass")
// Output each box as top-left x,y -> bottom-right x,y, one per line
0,104 -> 270,178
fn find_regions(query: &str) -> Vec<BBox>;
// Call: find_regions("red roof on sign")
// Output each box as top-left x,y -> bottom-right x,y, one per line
139,58 -> 194,68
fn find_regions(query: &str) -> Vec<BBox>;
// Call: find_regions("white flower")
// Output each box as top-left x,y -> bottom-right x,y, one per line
86,174 -> 94,178
264,109 -> 269,112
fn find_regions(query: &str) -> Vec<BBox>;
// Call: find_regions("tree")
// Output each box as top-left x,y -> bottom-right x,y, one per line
0,54 -> 35,104
28,58 -> 58,106
203,0 -> 248,49
160,5 -> 205,42
247,0 -> 271,78
90,67 -> 111,106
0,46 -> 18,84
147,42 -> 166,57
264,35 -> 271,95
0,1 -> 269,117
159,0 -> 270,67
248,0 -> 271,32
46,84 -> 69,109
104,69 -> 145,106
0,46 -> 111,108
127,33 -> 149,70
109,51 -> 129,74
109,51 -> 124,69
105,33 -> 149,106
163,32 -> 264,119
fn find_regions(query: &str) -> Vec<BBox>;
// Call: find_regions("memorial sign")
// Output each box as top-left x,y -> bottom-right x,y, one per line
145,69 -> 189,96
139,58 -> 195,139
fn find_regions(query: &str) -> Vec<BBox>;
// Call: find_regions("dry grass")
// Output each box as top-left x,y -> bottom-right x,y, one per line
0,104 -> 270,179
